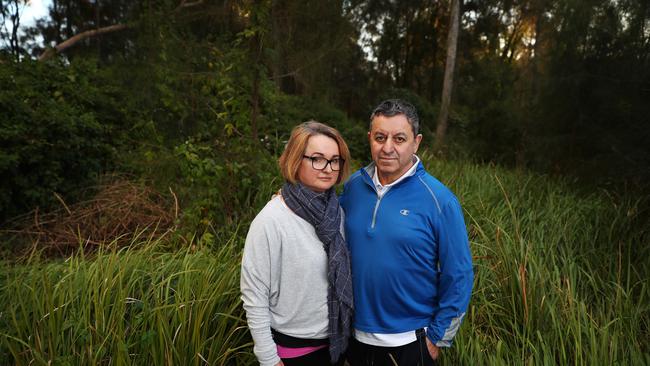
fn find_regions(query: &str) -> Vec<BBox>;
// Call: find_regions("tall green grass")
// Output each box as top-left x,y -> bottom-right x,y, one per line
419,153 -> 650,365
1,155 -> 648,365
0,233 -> 254,365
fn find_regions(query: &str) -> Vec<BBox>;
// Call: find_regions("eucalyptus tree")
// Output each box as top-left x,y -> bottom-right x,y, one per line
434,0 -> 461,152
0,0 -> 27,61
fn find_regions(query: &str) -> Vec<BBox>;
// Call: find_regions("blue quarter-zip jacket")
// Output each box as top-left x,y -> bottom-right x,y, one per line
340,161 -> 474,346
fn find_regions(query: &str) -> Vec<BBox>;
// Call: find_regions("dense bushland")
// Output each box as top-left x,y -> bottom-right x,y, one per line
1,154 -> 648,365
0,59 -> 129,222
3,0 -> 649,227
1,1 -> 648,364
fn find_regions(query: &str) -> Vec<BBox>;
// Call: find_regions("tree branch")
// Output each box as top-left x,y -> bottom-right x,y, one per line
37,0 -> 205,61
38,23 -> 131,61
174,0 -> 205,13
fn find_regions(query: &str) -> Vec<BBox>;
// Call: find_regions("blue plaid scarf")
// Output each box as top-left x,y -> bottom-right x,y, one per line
281,182 -> 353,363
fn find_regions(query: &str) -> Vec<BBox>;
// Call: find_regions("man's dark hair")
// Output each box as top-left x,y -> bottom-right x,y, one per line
370,99 -> 420,137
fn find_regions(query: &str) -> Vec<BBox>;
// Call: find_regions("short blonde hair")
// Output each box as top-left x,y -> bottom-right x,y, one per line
279,121 -> 351,185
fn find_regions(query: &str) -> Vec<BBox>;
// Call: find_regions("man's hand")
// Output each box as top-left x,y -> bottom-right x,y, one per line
425,337 -> 440,360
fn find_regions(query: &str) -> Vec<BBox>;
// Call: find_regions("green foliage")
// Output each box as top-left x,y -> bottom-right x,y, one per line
1,157 -> 648,364
0,57 -> 127,223
262,94 -> 369,162
175,136 -> 279,236
353,0 -> 650,183
4,0 -> 649,187
0,235 -> 254,365
0,0 -> 647,363
154,31 -> 371,236
418,152 -> 650,365
454,57 -> 521,163
531,0 -> 650,181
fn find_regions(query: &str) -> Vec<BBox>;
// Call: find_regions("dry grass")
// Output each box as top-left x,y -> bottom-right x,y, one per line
4,176 -> 177,257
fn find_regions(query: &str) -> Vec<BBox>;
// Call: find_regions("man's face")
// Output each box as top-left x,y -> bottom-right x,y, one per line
368,114 -> 422,185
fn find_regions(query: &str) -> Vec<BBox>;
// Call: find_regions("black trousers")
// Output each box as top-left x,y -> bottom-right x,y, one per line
346,330 -> 438,366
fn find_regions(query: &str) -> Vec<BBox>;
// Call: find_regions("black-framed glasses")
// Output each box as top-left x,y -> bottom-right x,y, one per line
302,155 -> 344,171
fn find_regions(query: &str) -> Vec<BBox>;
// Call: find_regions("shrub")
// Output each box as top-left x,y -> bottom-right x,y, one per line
0,58 -> 127,223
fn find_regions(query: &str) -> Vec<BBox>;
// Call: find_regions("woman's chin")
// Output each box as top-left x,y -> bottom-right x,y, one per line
304,182 -> 334,192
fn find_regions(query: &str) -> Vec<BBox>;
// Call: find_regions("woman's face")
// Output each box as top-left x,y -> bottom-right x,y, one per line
297,134 -> 341,192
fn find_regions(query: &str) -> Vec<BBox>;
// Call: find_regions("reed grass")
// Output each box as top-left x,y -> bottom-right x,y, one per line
0,234 -> 254,365
419,153 -> 649,365
1,154 -> 648,365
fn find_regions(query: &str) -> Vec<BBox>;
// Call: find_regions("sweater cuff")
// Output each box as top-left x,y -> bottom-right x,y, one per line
259,353 -> 281,366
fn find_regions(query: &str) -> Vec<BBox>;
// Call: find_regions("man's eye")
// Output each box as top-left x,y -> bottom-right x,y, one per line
395,137 -> 406,143
375,136 -> 386,142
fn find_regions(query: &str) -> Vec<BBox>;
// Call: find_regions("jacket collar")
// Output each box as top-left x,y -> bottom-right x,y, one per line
360,156 -> 424,188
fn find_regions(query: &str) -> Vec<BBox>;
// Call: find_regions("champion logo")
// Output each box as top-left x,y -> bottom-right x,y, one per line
400,209 -> 410,216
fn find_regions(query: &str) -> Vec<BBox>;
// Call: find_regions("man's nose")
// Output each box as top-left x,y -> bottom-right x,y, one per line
381,138 -> 394,153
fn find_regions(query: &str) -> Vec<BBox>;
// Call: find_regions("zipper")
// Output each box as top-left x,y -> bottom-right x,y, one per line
371,195 -> 382,229
363,167 -> 385,230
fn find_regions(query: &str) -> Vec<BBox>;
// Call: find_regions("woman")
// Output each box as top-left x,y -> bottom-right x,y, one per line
241,121 -> 353,366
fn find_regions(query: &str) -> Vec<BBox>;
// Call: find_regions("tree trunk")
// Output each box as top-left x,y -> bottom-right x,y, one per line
53,0 -> 62,44
3,0 -> 24,62
434,0 -> 461,152
270,0 -> 283,90
516,1 -> 544,169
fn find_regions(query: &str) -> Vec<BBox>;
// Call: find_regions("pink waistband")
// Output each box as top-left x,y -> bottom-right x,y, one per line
276,344 -> 327,359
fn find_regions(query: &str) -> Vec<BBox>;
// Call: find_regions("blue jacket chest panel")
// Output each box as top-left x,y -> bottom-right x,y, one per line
343,175 -> 439,274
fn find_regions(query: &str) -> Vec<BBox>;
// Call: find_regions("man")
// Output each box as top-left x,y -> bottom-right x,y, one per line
340,99 -> 474,365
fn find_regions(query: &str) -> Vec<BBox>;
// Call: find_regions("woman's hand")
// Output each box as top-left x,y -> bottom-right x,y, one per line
275,361 -> 284,366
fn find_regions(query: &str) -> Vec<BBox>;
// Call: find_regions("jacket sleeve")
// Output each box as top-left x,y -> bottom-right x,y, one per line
240,215 -> 282,366
427,197 -> 474,347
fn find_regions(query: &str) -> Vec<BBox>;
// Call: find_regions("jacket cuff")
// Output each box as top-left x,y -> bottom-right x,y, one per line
425,328 -> 452,348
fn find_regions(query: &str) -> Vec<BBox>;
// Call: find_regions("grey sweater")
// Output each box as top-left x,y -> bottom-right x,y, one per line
241,195 -> 329,366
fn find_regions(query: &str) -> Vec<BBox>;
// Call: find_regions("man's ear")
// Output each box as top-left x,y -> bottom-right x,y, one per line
414,134 -> 423,153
